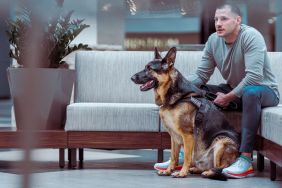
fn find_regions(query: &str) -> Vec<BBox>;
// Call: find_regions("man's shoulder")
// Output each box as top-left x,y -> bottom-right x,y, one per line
240,24 -> 263,38
207,32 -> 222,44
209,32 -> 220,40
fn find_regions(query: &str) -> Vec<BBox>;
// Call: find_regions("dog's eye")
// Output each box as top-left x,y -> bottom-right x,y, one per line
146,65 -> 152,71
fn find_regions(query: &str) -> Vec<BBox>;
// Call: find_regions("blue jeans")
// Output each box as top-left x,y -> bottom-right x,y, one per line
201,84 -> 279,153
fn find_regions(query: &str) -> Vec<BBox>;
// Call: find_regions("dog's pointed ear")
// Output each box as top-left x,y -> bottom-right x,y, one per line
154,47 -> 162,59
164,47 -> 176,67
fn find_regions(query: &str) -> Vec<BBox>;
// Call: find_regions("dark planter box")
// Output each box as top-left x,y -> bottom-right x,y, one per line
7,68 -> 75,130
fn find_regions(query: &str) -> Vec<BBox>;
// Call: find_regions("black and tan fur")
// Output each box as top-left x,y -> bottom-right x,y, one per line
131,47 -> 239,179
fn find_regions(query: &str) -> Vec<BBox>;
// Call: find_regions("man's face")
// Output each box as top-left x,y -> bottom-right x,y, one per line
214,7 -> 241,38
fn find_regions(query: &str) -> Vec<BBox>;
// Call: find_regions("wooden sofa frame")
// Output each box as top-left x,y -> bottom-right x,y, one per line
0,127 -> 280,180
67,131 -> 281,181
0,127 -> 67,168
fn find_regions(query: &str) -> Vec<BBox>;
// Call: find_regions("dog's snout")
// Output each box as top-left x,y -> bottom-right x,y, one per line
131,74 -> 138,82
131,70 -> 148,84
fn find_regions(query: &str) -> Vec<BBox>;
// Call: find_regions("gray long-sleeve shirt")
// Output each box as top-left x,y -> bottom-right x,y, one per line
192,24 -> 279,98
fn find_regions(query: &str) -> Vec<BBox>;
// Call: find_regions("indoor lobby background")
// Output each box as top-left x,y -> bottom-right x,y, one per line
0,1 -> 282,188
1,0 -> 282,99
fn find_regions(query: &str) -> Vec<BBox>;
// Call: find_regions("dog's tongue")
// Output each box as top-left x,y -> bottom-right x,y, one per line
140,80 -> 154,91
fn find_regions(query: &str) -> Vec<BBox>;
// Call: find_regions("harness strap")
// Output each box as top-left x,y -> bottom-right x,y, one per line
190,97 -> 210,126
178,96 -> 210,127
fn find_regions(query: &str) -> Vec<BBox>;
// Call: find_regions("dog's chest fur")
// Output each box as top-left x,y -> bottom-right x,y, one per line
160,103 -> 196,145
160,108 -> 181,143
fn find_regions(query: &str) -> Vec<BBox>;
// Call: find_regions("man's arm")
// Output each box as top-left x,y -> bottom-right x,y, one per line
231,30 -> 267,97
213,30 -> 267,107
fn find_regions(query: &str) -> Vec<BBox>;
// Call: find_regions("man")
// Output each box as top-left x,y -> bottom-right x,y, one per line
154,3 -> 279,178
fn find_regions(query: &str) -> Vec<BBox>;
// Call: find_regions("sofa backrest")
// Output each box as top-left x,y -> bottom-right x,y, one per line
171,51 -> 224,85
75,51 -> 282,103
75,51 -> 155,103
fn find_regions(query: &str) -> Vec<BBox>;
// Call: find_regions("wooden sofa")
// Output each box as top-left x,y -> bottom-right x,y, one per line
64,50 -> 282,180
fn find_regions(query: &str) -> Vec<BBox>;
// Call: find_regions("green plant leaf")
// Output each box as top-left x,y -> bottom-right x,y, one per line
6,4 -> 91,68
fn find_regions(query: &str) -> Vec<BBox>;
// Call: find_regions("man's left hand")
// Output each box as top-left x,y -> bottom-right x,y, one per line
214,92 -> 237,107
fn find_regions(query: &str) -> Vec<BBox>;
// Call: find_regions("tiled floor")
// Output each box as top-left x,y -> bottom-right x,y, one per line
0,149 -> 281,188
0,99 -> 282,188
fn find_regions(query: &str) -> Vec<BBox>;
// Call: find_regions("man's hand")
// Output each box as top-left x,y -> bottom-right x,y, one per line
213,91 -> 237,107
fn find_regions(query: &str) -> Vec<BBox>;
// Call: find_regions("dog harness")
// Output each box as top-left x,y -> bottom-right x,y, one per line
179,95 -> 240,149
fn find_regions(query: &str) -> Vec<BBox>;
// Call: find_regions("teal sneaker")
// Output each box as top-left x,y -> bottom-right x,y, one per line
154,150 -> 184,171
222,155 -> 255,178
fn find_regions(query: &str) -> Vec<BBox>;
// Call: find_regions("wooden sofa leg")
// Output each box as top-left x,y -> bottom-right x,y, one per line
67,149 -> 71,168
79,148 -> 84,169
157,149 -> 164,162
69,148 -> 77,169
59,148 -> 65,168
257,152 -> 264,171
270,161 -> 276,181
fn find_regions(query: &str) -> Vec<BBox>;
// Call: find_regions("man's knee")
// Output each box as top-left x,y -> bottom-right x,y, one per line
242,86 -> 260,101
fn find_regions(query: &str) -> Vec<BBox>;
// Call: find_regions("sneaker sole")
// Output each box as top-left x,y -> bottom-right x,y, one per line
154,165 -> 183,171
224,169 -> 255,179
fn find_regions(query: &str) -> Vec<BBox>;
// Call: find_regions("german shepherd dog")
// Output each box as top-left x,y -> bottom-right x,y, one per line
131,47 -> 239,180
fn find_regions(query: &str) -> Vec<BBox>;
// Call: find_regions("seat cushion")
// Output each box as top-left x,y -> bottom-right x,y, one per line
65,103 -> 160,132
260,105 -> 282,146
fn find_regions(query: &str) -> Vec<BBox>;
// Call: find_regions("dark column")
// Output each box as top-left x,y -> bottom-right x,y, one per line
247,0 -> 272,50
0,1 -> 11,98
200,0 -> 224,44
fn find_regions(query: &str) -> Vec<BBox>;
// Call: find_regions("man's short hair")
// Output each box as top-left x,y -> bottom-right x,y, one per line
217,3 -> 242,17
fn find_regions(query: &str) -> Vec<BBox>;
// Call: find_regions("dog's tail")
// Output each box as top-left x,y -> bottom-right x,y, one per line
201,168 -> 228,181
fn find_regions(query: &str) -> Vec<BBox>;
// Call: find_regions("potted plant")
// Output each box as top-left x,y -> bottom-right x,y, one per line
6,5 -> 91,130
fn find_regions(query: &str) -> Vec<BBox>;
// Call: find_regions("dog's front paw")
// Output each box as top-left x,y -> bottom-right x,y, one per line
157,170 -> 172,176
171,170 -> 188,178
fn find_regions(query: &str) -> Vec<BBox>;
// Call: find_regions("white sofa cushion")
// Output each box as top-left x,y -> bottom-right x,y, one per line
65,103 -> 160,131
260,104 -> 282,146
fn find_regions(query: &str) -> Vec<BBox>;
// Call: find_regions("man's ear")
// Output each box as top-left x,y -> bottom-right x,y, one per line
236,16 -> 242,25
164,47 -> 176,66
154,47 -> 162,59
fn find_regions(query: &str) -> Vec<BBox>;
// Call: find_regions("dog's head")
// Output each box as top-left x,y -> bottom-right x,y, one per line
131,47 -> 176,91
